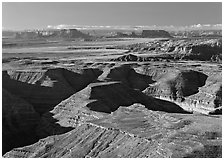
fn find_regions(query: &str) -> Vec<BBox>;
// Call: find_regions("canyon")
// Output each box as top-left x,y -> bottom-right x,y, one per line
2,29 -> 222,158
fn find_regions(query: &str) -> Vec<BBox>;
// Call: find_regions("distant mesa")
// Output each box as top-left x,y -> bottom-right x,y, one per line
111,30 -> 172,38
141,30 -> 172,38
13,29 -> 90,40
8,29 -> 172,40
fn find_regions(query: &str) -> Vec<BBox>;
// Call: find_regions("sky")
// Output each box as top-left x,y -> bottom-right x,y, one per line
2,2 -> 222,30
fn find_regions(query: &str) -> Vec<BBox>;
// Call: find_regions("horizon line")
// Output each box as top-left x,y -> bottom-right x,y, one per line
3,23 -> 222,31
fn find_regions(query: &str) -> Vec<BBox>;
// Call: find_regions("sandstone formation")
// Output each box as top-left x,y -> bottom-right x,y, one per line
140,67 -> 221,114
104,64 -> 155,90
2,33 -> 222,158
36,73 -> 187,138
4,104 -> 221,158
143,69 -> 208,100
126,38 -> 221,62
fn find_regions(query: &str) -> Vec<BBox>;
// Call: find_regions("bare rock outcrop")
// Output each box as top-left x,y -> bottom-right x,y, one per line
144,69 -> 208,99
142,68 -> 221,114
171,39 -> 222,61
36,80 -> 187,138
4,104 -> 221,158
2,30 -> 222,158
125,38 -> 221,62
103,64 -> 155,91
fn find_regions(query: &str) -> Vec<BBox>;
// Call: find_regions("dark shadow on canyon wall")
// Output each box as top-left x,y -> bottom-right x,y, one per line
85,82 -> 190,114
2,68 -> 102,114
2,68 -> 102,154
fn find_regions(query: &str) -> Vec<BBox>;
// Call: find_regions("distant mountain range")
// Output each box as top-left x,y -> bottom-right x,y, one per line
3,24 -> 222,32
2,29 -> 91,39
2,29 -> 173,39
2,25 -> 222,39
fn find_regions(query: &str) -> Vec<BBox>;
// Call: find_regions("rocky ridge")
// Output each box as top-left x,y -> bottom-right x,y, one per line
138,66 -> 221,114
4,104 -> 221,158
2,36 -> 222,157
125,38 -> 221,62
2,68 -> 102,114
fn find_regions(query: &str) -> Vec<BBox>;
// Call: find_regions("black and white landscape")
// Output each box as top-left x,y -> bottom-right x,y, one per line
2,2 -> 222,158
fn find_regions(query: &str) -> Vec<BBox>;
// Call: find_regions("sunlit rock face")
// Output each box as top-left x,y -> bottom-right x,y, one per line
2,33 -> 222,158
125,39 -> 221,62
4,104 -> 221,158
140,66 -> 221,114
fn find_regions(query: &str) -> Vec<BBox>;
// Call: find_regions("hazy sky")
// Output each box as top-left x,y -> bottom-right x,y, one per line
2,2 -> 222,30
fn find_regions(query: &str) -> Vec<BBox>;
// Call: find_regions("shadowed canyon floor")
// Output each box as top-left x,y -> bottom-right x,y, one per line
2,37 -> 222,157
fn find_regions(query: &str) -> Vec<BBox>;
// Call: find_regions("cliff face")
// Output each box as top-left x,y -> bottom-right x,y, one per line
2,68 -> 102,114
36,79 -> 187,139
2,59 -> 222,157
144,69 -> 208,99
105,64 -> 155,91
2,89 -> 40,154
125,39 -> 221,62
141,67 -> 221,114
33,65 -> 187,139
173,40 -> 222,61
2,67 -> 103,153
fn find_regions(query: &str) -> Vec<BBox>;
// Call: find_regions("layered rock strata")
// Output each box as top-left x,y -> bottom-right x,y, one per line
4,104 -> 221,158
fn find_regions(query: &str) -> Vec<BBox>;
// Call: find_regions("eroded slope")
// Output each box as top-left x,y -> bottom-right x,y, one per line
2,37 -> 222,158
4,104 -> 221,158
3,68 -> 102,114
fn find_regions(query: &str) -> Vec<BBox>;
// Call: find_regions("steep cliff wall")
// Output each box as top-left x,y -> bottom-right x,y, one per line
141,67 -> 221,114
2,68 -> 102,114
2,89 -> 40,154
